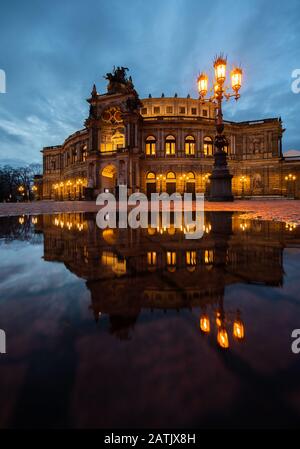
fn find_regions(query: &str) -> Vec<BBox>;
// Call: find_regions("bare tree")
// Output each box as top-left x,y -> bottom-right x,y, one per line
0,163 -> 42,202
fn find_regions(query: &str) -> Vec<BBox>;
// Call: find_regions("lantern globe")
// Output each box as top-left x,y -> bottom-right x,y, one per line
214,55 -> 227,84
197,72 -> 208,98
231,67 -> 243,92
217,327 -> 229,349
200,315 -> 211,334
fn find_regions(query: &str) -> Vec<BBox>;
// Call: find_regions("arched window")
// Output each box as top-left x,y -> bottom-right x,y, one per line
145,136 -> 156,156
72,148 -> 77,164
147,172 -> 156,180
82,145 -> 87,162
165,135 -> 176,155
203,136 -> 214,156
112,130 -> 125,150
166,171 -> 176,180
187,171 -> 195,180
185,135 -> 195,155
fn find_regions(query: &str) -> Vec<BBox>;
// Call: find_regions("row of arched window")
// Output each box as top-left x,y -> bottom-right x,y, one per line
145,135 -> 229,156
146,171 -> 196,181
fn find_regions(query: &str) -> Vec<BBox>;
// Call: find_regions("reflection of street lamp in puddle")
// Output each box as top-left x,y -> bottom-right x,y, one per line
200,309 -> 245,349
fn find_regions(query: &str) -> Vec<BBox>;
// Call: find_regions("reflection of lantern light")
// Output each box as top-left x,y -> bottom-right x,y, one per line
102,228 -> 117,244
200,315 -> 210,333
147,227 -> 156,235
216,312 -> 222,328
217,327 -> 229,349
233,319 -> 245,341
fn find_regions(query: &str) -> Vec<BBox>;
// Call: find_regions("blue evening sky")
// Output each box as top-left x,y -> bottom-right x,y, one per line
0,0 -> 299,164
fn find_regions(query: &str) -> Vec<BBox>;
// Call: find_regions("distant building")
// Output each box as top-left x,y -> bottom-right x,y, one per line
40,67 -> 300,200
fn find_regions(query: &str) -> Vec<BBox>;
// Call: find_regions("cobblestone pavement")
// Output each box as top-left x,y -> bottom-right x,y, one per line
0,200 -> 300,225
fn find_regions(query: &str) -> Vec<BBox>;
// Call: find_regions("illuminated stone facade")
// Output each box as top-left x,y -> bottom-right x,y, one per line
41,68 -> 300,200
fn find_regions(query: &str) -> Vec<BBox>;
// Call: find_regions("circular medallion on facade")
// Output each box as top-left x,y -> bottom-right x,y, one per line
102,107 -> 123,124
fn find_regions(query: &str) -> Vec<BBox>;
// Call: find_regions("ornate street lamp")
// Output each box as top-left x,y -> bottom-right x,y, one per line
198,54 -> 243,201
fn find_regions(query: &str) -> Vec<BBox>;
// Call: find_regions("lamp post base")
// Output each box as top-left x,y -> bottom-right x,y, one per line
208,171 -> 234,202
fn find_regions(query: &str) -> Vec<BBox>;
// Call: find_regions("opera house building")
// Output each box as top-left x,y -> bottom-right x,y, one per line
38,67 -> 300,201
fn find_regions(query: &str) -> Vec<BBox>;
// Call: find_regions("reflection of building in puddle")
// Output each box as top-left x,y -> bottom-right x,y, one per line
101,251 -> 126,276
29,211 -> 300,343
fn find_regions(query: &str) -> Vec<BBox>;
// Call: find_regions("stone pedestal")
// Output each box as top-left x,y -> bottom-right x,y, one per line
208,149 -> 234,202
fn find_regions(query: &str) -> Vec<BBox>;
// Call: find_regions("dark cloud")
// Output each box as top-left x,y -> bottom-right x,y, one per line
0,0 -> 299,163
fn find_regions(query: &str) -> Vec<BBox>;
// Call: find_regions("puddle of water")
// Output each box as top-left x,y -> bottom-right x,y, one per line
0,211 -> 300,428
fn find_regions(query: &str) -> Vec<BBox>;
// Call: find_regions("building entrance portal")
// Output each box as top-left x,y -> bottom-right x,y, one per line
101,164 -> 117,194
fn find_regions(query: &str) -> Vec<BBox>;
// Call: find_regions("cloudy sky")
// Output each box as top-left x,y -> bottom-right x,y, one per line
0,0 -> 299,164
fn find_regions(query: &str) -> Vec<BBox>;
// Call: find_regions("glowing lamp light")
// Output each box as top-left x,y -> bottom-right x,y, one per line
200,315 -> 210,334
214,83 -> 221,96
197,72 -> 208,98
216,312 -> 222,328
214,55 -> 227,84
231,67 -> 243,92
233,319 -> 245,341
217,327 -> 229,349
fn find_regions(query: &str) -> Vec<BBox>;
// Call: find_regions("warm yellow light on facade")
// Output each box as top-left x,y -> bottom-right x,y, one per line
186,250 -> 196,267
231,67 -> 242,92
233,319 -> 245,340
217,327 -> 229,349
214,55 -> 227,84
200,315 -> 210,333
147,251 -> 157,266
197,72 -> 208,98
203,223 -> 212,234
204,249 -> 213,264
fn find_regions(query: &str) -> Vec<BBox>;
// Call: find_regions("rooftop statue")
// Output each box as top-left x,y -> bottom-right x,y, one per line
104,66 -> 135,94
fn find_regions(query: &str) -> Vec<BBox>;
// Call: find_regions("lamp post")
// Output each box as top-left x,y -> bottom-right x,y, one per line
179,174 -> 189,193
32,185 -> 38,200
285,173 -> 297,198
240,175 -> 246,198
66,180 -> 72,200
18,185 -> 25,201
156,174 -> 165,193
76,179 -> 83,200
202,173 -> 211,197
60,182 -> 64,200
198,54 -> 243,201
